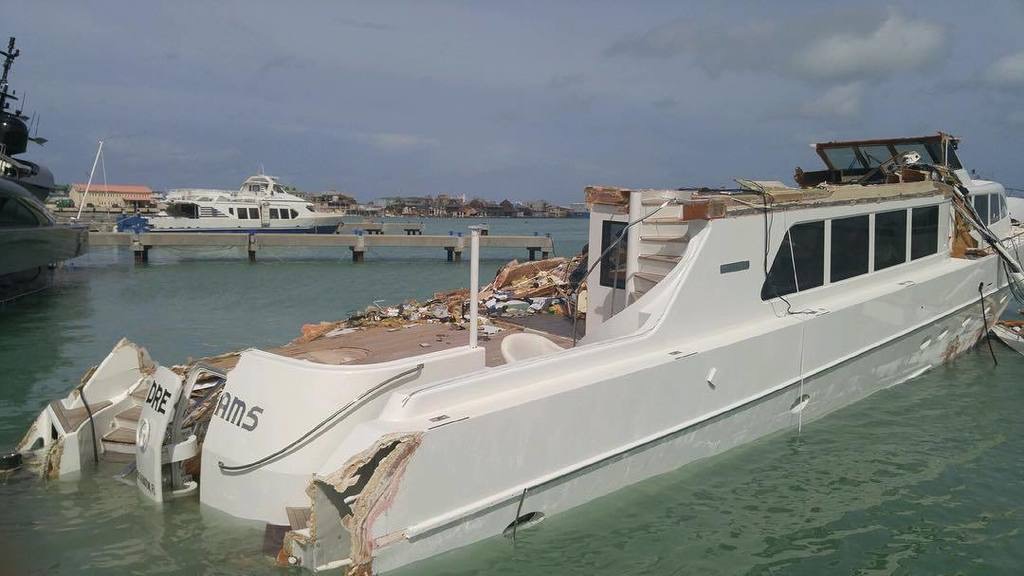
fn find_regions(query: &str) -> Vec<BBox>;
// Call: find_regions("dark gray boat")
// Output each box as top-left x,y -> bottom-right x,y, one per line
0,36 -> 87,300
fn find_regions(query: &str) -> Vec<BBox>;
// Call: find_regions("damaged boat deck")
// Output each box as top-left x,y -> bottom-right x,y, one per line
198,318 -> 575,374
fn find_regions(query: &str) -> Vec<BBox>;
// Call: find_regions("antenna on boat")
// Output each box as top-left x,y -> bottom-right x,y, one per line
0,37 -> 20,115
74,140 -> 104,221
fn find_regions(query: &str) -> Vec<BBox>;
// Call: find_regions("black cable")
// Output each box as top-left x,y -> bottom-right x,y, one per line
77,385 -> 100,464
979,282 -> 998,367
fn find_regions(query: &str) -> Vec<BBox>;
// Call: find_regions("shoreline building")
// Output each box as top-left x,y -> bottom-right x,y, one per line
69,183 -> 154,210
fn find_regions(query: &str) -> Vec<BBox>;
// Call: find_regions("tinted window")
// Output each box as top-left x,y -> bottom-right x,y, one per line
290,209 -> 299,218
269,208 -> 279,219
1000,195 -> 1008,220
831,215 -> 869,282
973,194 -> 989,225
791,221 -> 825,291
859,145 -> 892,167
894,143 -> 934,163
761,221 -> 825,299
228,207 -> 234,215
990,193 -> 1000,223
823,147 -> 862,171
249,208 -> 260,219
762,232 -> 796,299
874,210 -> 907,271
237,207 -> 248,219
600,220 -> 627,289
911,206 -> 939,260
0,197 -> 42,226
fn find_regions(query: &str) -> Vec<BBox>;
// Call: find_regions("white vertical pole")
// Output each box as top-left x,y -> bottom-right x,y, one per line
469,226 -> 480,348
75,140 -> 104,221
624,190 -> 641,304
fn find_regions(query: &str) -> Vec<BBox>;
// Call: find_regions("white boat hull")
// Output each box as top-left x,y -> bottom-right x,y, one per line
147,215 -> 344,234
353,289 -> 1005,573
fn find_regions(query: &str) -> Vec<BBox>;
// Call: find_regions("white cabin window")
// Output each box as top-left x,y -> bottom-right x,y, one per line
910,206 -> 939,260
874,210 -> 907,271
830,215 -> 869,282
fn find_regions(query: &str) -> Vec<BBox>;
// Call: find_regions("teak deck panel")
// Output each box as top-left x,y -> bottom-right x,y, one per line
190,319 -> 574,376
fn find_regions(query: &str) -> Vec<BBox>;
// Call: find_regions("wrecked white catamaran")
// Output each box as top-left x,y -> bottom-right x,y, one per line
18,133 -> 1024,574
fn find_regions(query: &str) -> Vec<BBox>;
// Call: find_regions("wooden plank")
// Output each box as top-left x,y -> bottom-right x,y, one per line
585,186 -> 630,206
50,399 -> 112,433
286,507 -> 312,531
102,427 -> 136,444
116,405 -> 142,422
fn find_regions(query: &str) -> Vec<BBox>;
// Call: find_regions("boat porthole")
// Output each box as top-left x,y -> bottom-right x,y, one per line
502,511 -> 545,538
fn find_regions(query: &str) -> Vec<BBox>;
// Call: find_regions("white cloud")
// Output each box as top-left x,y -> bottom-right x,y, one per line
609,10 -> 947,84
985,51 -> 1024,87
793,12 -> 946,81
801,82 -> 864,118
364,132 -> 440,152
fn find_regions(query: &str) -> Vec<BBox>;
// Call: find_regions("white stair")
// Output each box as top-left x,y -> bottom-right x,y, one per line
631,191 -> 691,300
101,385 -> 148,456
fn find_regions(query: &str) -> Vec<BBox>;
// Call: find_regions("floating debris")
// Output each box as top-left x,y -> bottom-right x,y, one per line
292,254 -> 586,345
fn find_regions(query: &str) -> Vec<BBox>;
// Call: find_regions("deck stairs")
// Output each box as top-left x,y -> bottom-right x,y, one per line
101,387 -> 148,455
632,190 -> 691,301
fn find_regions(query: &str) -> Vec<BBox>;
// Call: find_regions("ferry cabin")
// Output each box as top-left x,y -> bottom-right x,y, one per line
152,174 -> 344,233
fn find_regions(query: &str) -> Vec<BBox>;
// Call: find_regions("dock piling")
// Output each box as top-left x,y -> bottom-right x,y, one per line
131,235 -> 149,264
351,234 -> 366,262
247,234 -> 258,263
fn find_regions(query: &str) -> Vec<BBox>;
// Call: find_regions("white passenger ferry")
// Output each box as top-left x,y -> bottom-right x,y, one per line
18,133 -> 1024,574
148,174 -> 344,233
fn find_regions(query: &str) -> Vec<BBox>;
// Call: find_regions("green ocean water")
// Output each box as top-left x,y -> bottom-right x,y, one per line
2,217 -> 1022,575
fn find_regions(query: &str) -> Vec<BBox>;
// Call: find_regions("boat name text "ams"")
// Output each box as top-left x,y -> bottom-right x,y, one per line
214,391 -> 263,431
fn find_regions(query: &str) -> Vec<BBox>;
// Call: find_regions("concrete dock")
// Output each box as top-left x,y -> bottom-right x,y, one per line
88,231 -> 552,263
351,222 -> 425,235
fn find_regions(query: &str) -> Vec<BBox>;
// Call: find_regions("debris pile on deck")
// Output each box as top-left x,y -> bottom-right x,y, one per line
294,254 -> 585,344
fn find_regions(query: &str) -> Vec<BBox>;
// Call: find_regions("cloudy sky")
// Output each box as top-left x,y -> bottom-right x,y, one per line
6,1 -> 1024,202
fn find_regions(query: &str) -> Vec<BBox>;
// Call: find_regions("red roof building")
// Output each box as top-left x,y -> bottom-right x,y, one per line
69,183 -> 154,209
